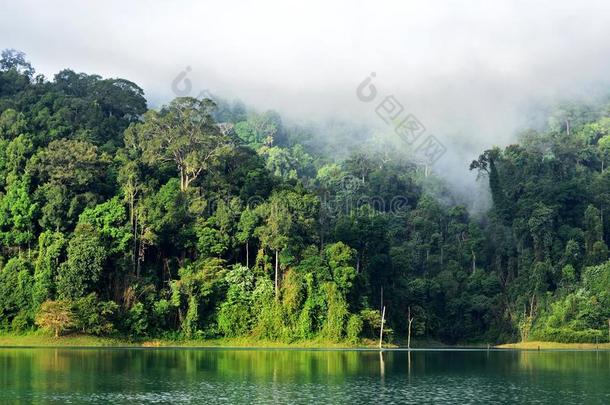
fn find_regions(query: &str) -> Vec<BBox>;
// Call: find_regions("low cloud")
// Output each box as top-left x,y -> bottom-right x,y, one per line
3,0 -> 610,209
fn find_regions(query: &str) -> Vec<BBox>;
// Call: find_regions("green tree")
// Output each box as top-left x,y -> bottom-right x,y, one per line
237,207 -> 258,268
78,197 -> 131,255
133,97 -> 231,191
0,176 -> 36,248
255,195 -> 292,297
56,224 -> 107,300
217,265 -> 256,337
171,258 -> 227,338
72,293 -> 118,335
324,242 -> 357,295
0,49 -> 34,77
0,257 -> 33,329
35,300 -> 74,337
32,231 -> 66,309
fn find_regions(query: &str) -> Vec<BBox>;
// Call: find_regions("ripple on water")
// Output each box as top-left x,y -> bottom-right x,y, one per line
0,349 -> 609,404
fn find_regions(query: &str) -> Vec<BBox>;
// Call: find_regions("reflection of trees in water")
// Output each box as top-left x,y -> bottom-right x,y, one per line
517,350 -> 610,374
2,349 -> 610,398
2,349 -> 384,386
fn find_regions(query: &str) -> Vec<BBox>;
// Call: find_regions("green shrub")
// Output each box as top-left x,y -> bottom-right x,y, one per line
321,282 -> 348,341
533,327 -> 605,343
218,300 -> 252,337
360,308 -> 382,338
0,257 -> 33,328
346,314 -> 363,344
73,293 -> 118,336
127,302 -> 148,337
253,299 -> 286,340
152,299 -> 171,332
218,265 -> 256,337
252,278 -> 287,340
11,310 -> 31,332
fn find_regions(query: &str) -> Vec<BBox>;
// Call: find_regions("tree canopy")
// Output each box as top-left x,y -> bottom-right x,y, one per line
1,50 -> 609,345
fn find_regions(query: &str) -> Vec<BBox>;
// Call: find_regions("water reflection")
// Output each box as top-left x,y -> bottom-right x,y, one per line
0,348 -> 609,403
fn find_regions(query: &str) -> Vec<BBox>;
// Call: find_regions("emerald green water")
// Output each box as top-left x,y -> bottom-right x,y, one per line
1,348 -> 609,404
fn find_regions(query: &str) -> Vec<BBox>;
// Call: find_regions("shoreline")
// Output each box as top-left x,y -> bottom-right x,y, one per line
495,341 -> 610,350
1,334 -> 609,350
0,334 -> 387,349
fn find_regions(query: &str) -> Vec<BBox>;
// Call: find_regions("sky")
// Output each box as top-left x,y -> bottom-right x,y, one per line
3,0 -> 610,207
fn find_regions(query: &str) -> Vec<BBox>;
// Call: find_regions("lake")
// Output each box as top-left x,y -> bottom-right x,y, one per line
0,348 -> 609,403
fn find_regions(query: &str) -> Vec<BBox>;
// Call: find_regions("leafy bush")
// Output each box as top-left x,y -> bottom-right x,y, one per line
73,293 -> 118,335
252,278 -> 287,340
346,314 -> 363,344
0,257 -> 33,329
360,308 -> 382,338
532,327 -> 605,343
11,310 -> 31,332
127,302 -> 148,337
218,265 -> 256,337
152,299 -> 171,332
321,282 -> 348,341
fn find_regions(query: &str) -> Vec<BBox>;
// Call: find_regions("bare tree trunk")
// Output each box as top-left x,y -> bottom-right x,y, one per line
379,306 -> 386,349
275,250 -> 279,298
133,211 -> 138,277
601,207 -> 604,241
245,241 -> 249,268
471,249 -> 476,275
530,294 -> 536,318
319,221 -> 325,251
407,306 -> 414,349
137,232 -> 142,278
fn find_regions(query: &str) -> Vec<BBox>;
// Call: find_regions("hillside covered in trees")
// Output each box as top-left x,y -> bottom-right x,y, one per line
0,49 -> 609,344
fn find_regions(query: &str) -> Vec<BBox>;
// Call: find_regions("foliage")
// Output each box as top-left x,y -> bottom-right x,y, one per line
32,231 -> 65,309
129,97 -> 231,191
0,257 -> 33,329
72,293 -> 118,336
56,224 -> 107,300
35,300 -> 74,337
346,314 -> 363,344
171,258 -> 227,338
217,265 -> 256,337
2,50 -> 610,345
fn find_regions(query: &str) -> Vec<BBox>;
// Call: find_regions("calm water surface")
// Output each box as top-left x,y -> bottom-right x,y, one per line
1,348 -> 609,404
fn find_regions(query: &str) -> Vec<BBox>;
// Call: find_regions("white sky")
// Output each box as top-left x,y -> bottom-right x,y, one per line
3,0 -> 610,201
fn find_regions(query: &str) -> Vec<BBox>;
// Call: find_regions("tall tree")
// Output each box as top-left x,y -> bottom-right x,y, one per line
133,97 -> 231,191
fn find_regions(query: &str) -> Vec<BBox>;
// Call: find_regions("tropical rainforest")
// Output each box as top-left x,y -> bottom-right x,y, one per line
0,49 -> 609,345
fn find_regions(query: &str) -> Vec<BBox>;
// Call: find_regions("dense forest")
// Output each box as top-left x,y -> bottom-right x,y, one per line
0,49 -> 608,344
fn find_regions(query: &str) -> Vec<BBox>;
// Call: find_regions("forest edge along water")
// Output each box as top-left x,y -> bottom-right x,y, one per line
2,50 -> 610,353
2,333 -> 610,350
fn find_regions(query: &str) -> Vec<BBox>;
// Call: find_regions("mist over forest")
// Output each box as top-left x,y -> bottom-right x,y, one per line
2,0 -> 610,346
0,46 -> 609,345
